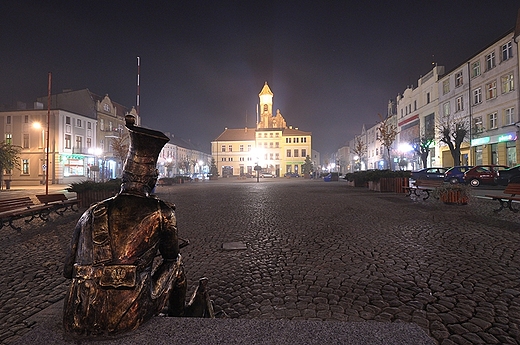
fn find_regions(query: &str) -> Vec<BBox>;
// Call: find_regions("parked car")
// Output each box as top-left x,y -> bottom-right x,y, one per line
284,172 -> 300,178
260,172 -> 275,178
323,172 -> 339,182
410,167 -> 448,181
463,165 -> 509,187
444,165 -> 473,184
495,164 -> 520,186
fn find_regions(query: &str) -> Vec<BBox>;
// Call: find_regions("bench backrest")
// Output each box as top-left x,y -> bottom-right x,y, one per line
0,197 -> 35,213
503,183 -> 520,195
36,193 -> 68,204
414,180 -> 444,187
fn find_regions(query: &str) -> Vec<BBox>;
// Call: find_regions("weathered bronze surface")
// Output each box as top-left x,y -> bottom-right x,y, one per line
63,115 -> 213,336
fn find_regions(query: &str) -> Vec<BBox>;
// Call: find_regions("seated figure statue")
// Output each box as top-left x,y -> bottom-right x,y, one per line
63,115 -> 212,336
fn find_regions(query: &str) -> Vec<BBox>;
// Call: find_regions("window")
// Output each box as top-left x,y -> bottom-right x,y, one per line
502,42 -> 513,61
488,112 -> 497,129
109,121 -> 113,131
275,142 -> 279,148
263,142 -> 267,148
486,81 -> 497,99
269,142 -> 273,148
247,144 -> 251,151
100,118 -> 104,131
486,52 -> 495,70
75,136 -> 82,150
294,138 -> 299,143
269,133 -> 273,138
23,134 -> 29,148
456,96 -> 463,112
286,149 -> 291,158
294,149 -> 299,157
87,122 -> 92,129
414,100 -> 417,110
263,133 -> 267,138
473,88 -> 482,105
221,145 -> 226,152
302,137 -> 307,143
426,93 -> 430,104
471,61 -> 481,78
22,159 -> 29,175
504,107 -> 515,125
65,134 -> 71,149
239,157 -> 244,161
6,116 -> 11,124
275,153 -> 279,160
6,133 -> 12,144
443,80 -> 450,94
24,115 -> 29,123
443,102 -> 450,116
76,119 -> 82,127
66,116 -> 71,125
502,73 -> 514,93
455,71 -> 463,87
301,149 -> 306,157
269,153 -> 273,160
239,145 -> 244,152
87,137 -> 92,148
474,116 -> 483,134
286,138 -> 291,143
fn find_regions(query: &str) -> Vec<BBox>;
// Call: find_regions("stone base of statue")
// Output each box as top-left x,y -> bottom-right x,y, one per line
12,301 -> 435,345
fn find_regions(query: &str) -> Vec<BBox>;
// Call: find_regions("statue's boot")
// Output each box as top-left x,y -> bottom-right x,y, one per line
185,277 -> 214,318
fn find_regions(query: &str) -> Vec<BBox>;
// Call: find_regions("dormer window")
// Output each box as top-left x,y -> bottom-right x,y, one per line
103,103 -> 110,112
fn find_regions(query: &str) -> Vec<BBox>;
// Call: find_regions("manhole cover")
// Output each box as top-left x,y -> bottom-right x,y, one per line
222,241 -> 247,250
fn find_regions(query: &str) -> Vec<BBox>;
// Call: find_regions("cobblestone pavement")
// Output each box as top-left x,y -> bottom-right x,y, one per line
1,179 -> 519,344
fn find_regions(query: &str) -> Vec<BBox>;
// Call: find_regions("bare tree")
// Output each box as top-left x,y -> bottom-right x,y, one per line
111,134 -> 129,177
413,136 -> 435,168
0,142 -> 21,188
376,113 -> 398,170
437,114 -> 469,166
352,136 -> 367,170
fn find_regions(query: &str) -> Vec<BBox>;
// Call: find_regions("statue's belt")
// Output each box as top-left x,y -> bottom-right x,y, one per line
73,264 -> 137,288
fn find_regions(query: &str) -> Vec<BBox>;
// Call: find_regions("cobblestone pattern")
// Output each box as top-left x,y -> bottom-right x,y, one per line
1,180 -> 519,345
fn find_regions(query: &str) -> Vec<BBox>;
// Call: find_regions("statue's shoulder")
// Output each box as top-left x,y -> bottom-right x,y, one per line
158,199 -> 176,211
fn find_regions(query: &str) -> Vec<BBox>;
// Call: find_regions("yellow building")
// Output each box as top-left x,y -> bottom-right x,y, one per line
211,82 -> 312,177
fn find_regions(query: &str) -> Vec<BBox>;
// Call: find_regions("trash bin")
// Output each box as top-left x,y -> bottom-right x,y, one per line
5,180 -> 11,189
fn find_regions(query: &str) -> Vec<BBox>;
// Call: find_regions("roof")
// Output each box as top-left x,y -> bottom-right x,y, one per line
282,128 -> 312,136
258,82 -> 273,96
214,128 -> 256,141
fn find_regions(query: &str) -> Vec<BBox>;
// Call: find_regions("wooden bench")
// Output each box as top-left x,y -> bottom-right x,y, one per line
403,179 -> 445,200
0,197 -> 54,232
35,193 -> 79,215
484,182 -> 520,213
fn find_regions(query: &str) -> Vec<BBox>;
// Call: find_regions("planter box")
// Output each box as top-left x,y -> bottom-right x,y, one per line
76,189 -> 118,208
369,177 -> 410,193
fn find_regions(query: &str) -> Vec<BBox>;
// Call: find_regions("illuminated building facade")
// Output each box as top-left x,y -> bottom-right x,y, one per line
211,82 -> 312,177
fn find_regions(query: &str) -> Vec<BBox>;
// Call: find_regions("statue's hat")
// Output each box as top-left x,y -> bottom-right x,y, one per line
122,114 -> 169,183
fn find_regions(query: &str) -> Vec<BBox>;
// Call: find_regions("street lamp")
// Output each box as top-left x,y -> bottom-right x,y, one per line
198,160 -> 204,179
33,121 -> 49,194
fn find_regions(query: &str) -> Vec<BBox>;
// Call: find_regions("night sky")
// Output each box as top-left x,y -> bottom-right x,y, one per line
1,1 -> 519,155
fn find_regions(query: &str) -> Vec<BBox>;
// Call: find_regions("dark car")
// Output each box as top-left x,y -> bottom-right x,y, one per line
284,172 -> 300,178
410,167 -> 448,181
463,165 -> 509,187
444,165 -> 473,184
495,164 -> 520,186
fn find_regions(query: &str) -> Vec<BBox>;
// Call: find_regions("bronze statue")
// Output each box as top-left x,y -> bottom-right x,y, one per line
63,115 -> 213,336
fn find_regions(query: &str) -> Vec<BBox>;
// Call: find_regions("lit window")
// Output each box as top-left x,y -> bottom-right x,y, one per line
471,61 -> 481,78
504,108 -> 514,125
75,136 -> 82,150
22,159 -> 29,174
473,88 -> 482,105
502,42 -> 513,61
23,134 -> 29,148
5,133 -> 12,144
65,134 -> 71,149
489,112 -> 497,129
455,71 -> 463,87
502,73 -> 514,93
442,102 -> 450,116
455,96 -> 463,112
443,80 -> 450,94
486,52 -> 496,70
473,117 -> 483,133
486,81 -> 497,99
